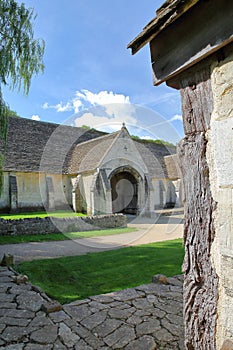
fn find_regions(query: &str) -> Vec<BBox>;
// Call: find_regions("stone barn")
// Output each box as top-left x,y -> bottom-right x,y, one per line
0,116 -> 180,215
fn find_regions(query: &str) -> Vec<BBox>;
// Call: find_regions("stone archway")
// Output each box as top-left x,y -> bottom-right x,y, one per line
110,169 -> 139,214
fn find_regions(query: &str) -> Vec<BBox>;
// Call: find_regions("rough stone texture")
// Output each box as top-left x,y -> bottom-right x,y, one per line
207,50 -> 233,349
125,335 -> 157,350
0,267 -> 184,349
221,340 -> 233,350
0,214 -> 127,236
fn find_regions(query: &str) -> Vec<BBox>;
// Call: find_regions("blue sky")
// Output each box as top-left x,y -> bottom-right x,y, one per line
3,0 -> 183,144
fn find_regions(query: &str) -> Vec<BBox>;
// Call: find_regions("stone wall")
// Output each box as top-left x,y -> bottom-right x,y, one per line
207,49 -> 233,349
0,214 -> 127,236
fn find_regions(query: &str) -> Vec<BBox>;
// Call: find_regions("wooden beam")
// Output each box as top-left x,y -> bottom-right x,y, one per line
177,65 -> 218,348
127,0 -> 200,55
150,0 -> 233,85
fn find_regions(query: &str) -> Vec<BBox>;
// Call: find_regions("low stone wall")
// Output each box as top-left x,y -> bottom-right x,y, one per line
0,214 -> 127,236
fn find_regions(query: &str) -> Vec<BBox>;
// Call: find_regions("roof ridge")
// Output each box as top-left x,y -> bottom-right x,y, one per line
9,115 -> 61,129
9,116 -> 104,135
73,129 -> 120,149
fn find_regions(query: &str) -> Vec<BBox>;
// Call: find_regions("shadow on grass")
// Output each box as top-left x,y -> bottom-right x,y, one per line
17,239 -> 184,304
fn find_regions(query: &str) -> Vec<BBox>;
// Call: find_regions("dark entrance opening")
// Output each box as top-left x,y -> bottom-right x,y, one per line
110,171 -> 138,214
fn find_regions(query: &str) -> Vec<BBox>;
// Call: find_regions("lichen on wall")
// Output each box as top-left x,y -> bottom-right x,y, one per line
207,52 -> 233,348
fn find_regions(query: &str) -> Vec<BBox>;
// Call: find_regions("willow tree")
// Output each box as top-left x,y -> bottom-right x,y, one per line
0,0 -> 45,191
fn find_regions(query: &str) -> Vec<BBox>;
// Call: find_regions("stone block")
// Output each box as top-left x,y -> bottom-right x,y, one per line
12,274 -> 28,285
221,340 -> 233,350
30,325 -> 58,344
41,301 -> 62,314
152,274 -> 168,284
0,254 -> 14,267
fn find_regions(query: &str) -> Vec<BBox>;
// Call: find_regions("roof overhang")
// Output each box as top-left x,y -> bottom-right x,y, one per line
127,0 -> 199,55
128,0 -> 233,87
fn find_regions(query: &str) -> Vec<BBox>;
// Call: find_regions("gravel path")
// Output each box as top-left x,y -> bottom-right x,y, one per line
0,214 -> 183,263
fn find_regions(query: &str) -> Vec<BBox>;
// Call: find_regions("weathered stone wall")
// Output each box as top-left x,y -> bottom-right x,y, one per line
0,171 -> 74,213
0,173 -> 10,210
207,50 -> 233,349
17,172 -> 45,210
0,214 -> 127,236
82,173 -> 95,215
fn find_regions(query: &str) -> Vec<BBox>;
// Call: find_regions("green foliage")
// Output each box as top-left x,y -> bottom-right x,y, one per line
0,0 -> 45,193
17,239 -> 184,303
0,92 -> 8,140
0,91 -> 8,192
81,125 -> 91,130
131,135 -> 175,147
0,0 -> 45,93
5,106 -> 20,118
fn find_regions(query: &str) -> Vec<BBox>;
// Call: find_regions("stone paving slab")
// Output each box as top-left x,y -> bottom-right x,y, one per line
0,267 -> 184,349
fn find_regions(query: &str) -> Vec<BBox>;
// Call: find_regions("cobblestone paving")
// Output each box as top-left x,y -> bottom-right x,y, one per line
0,267 -> 184,349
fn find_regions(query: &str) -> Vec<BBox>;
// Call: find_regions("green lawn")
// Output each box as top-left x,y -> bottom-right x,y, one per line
0,227 -> 135,245
0,210 -> 86,220
16,239 -> 184,304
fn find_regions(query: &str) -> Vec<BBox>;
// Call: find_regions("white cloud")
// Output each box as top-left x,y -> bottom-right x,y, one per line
42,102 -> 49,109
169,114 -> 183,122
74,103 -> 137,133
40,89 -> 182,143
73,89 -> 130,113
42,90 -> 131,115
73,99 -> 83,113
42,89 -> 134,132
74,112 -> 114,128
56,102 -> 73,112
31,115 -> 40,121
142,135 -> 154,140
42,101 -> 73,113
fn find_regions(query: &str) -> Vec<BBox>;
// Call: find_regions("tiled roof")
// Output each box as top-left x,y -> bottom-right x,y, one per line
164,154 -> 180,180
134,141 -> 176,178
0,117 -> 103,174
1,117 -> 177,179
68,131 -> 176,178
67,131 -> 119,174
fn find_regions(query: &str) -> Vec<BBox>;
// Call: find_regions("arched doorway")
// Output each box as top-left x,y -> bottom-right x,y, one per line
110,170 -> 138,214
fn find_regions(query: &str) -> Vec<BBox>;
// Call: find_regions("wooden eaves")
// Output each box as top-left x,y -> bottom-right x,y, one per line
127,0 -> 233,87
127,0 -> 200,55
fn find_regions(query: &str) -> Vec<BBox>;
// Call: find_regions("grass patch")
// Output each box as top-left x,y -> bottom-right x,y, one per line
16,239 -> 184,304
0,227 -> 135,245
0,210 -> 86,220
